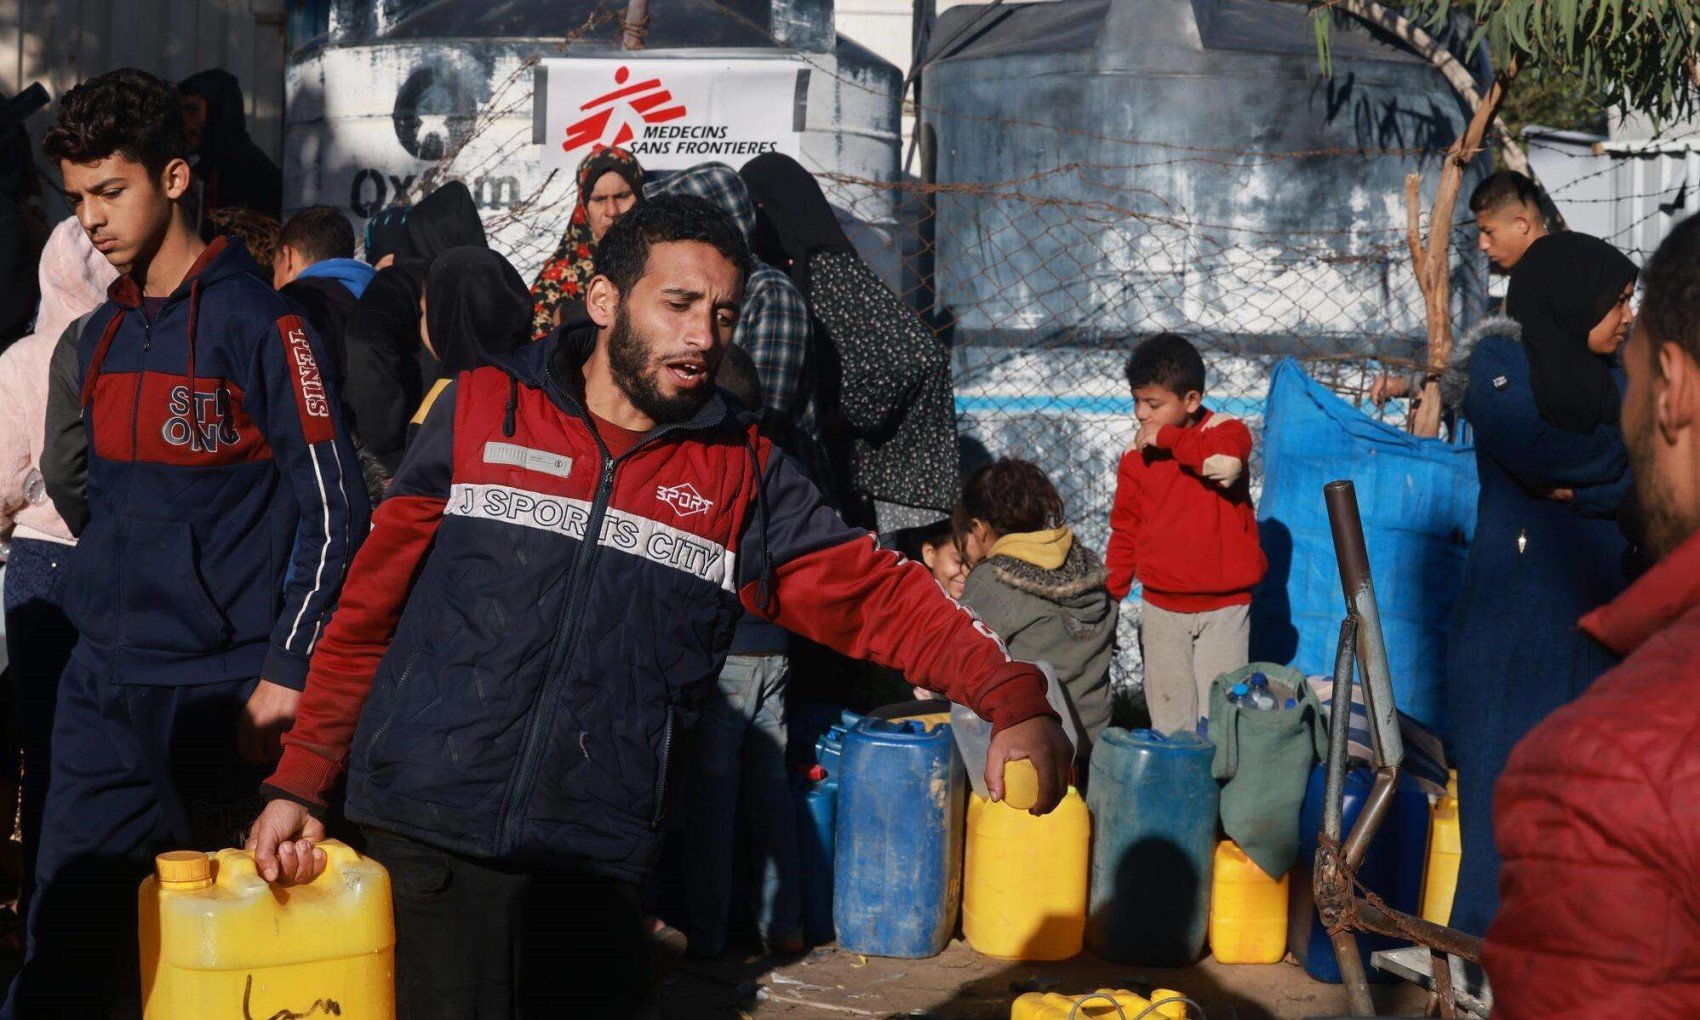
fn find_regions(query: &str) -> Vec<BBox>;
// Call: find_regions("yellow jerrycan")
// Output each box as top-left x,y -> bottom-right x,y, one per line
139,840 -> 395,1019
1011,987 -> 1189,1019
1209,839 -> 1288,964
1420,770 -> 1462,925
963,763 -> 1090,961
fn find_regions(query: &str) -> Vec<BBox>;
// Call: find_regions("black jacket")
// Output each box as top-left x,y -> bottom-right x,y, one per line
341,183 -> 485,474
281,275 -> 357,395
181,70 -> 282,220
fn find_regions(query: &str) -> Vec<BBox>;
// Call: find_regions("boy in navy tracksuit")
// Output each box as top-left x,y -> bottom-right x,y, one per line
4,70 -> 369,1017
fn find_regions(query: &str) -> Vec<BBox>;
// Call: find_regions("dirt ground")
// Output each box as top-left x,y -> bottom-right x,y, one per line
659,939 -> 1431,1019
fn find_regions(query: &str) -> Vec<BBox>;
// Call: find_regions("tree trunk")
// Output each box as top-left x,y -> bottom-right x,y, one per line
1406,62 -> 1518,438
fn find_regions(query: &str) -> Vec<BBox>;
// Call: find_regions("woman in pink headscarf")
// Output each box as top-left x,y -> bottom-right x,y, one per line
0,215 -> 118,917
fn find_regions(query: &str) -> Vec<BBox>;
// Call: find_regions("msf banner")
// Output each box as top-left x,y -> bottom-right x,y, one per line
534,57 -> 809,171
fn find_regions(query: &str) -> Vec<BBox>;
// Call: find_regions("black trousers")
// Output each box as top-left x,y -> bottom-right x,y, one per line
2,538 -> 79,922
4,664 -> 262,1020
362,828 -> 658,1020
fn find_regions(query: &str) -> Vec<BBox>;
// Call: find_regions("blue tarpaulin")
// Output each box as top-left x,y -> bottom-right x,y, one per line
1250,360 -> 1478,735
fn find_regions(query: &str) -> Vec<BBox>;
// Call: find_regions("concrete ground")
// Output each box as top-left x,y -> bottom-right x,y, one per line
660,940 -> 1431,1019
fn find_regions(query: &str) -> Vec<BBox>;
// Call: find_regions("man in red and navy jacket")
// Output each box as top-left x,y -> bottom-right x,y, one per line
3,70 -> 369,1019
249,195 -> 1071,1015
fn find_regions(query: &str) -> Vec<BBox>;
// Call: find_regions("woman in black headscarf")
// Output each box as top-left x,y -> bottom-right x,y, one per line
1504,231 -> 1639,433
1440,230 -> 1638,939
739,153 -> 958,532
343,182 -> 487,476
409,246 -> 532,441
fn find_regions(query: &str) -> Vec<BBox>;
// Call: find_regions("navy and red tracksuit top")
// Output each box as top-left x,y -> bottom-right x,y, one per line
63,237 -> 369,689
266,323 -> 1055,877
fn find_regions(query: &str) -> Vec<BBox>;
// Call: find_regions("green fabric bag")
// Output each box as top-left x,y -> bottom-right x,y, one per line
1210,662 -> 1329,880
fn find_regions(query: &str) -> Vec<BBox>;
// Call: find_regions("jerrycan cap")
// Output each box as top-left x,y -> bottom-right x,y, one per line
155,851 -> 212,886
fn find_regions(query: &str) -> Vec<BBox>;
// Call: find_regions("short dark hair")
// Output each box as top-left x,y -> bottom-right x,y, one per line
280,206 -> 356,264
1125,332 -> 1206,396
1469,170 -> 1543,217
43,69 -> 187,178
954,458 -> 1065,540
594,194 -> 752,296
717,343 -> 763,409
1639,214 -> 1700,372
894,518 -> 956,563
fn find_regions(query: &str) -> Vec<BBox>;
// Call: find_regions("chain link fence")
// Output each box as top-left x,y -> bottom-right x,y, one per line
390,26 -> 1492,694
809,168 -> 1480,691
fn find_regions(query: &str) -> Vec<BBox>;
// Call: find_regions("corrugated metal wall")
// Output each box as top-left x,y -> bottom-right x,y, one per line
0,0 -> 288,214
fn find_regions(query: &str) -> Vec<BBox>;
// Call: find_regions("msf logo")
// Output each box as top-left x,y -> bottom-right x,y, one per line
162,386 -> 239,452
562,65 -> 687,155
656,482 -> 714,518
285,327 -> 331,421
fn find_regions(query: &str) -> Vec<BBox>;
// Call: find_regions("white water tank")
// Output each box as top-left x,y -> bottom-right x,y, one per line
284,0 -> 902,277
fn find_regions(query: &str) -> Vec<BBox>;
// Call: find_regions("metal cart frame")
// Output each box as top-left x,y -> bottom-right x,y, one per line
1318,480 -> 1484,1018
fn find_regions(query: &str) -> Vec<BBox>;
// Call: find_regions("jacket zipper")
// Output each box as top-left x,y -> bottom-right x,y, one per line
120,316 -> 153,513
495,451 -> 616,854
651,708 -> 675,829
494,365 -> 696,854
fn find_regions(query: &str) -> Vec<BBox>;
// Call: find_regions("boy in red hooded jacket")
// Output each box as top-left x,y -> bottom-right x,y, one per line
1106,333 -> 1265,736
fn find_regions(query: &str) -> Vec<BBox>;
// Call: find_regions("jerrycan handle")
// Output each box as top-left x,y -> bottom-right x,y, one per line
1002,758 -> 1040,811
207,839 -> 359,887
1065,994 -> 1127,1019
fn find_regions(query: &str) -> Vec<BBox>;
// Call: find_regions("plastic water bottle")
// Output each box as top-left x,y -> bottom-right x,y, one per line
1228,683 -> 1250,706
1246,673 -> 1281,711
1242,676 -> 1276,711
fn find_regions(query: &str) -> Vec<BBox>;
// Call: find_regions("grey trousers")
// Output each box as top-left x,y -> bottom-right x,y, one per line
1139,602 -> 1251,736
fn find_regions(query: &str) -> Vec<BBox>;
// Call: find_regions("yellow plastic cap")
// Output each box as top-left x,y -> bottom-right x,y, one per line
1003,759 -> 1039,811
155,851 -> 211,884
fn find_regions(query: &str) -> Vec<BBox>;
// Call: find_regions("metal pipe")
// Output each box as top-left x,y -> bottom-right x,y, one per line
1323,616 -> 1358,842
1433,948 -> 1458,1019
1331,929 -> 1377,1016
1351,896 -> 1485,963
1324,481 -> 1406,768
1343,768 -> 1400,872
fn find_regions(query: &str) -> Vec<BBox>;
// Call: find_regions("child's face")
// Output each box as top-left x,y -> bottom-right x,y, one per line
62,152 -> 188,272
1133,383 -> 1203,431
922,539 -> 969,600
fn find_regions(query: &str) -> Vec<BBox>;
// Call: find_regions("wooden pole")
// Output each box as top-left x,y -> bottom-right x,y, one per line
621,0 -> 650,50
1406,60 -> 1518,438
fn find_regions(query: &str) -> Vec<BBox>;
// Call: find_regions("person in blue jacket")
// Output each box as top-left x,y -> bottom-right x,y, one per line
1440,230 -> 1639,937
3,69 -> 370,1017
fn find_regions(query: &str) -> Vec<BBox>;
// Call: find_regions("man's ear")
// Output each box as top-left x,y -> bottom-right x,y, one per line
587,275 -> 619,328
1657,341 -> 1697,439
161,157 -> 193,202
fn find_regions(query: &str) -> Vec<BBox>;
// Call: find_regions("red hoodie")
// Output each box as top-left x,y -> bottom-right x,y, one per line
1104,409 -> 1265,611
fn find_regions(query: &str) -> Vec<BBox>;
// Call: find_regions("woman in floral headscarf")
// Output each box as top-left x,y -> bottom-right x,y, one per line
529,146 -> 645,336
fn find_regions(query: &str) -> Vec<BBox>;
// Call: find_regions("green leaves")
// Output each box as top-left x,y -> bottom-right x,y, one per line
1312,0 -> 1700,123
